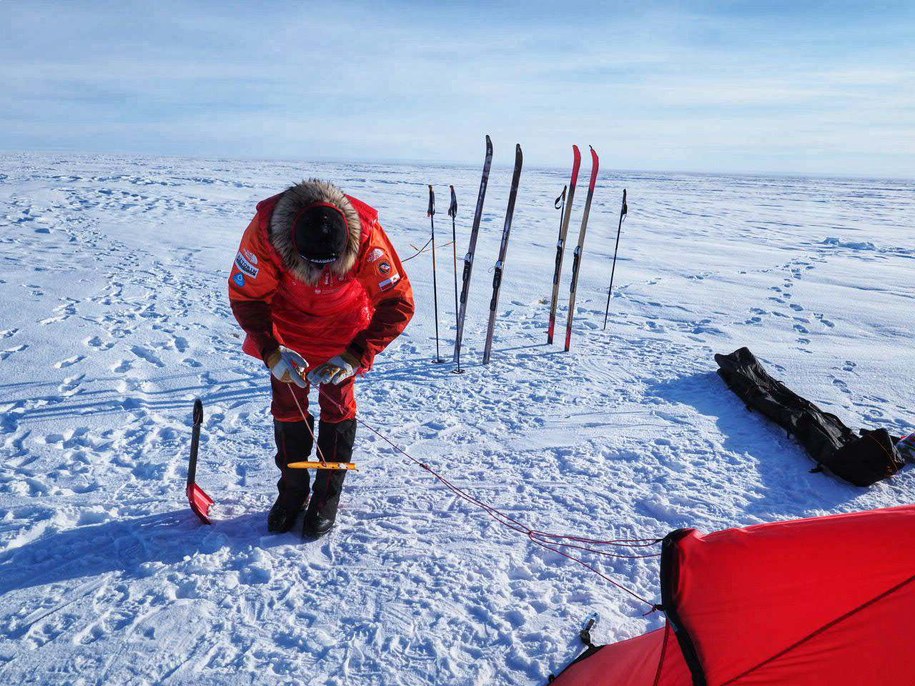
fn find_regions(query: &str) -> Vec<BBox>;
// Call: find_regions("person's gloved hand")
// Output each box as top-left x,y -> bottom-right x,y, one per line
266,346 -> 308,388
307,352 -> 360,386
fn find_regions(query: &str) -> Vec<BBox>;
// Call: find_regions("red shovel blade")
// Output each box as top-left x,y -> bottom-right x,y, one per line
186,483 -> 214,524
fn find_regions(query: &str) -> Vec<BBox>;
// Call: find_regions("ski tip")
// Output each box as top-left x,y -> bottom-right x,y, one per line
572,144 -> 581,156
485,133 -> 492,145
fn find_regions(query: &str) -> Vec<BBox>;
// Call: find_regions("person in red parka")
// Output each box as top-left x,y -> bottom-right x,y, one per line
228,179 -> 414,538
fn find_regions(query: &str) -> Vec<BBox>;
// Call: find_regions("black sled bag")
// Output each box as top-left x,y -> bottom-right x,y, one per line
714,347 -> 904,487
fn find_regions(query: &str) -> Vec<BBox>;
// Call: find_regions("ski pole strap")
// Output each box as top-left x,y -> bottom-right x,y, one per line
555,185 -> 567,209
448,185 -> 457,218
427,185 -> 435,216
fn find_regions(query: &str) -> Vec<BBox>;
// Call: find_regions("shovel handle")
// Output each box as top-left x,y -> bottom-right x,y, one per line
188,399 -> 203,489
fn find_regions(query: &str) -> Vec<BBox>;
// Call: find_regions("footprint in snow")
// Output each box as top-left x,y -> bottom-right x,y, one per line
54,355 -> 85,369
59,374 -> 85,395
0,344 -> 28,361
814,313 -> 835,329
130,345 -> 164,368
832,377 -> 852,395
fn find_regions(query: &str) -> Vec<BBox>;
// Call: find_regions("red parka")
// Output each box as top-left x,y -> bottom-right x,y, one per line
228,179 -> 414,371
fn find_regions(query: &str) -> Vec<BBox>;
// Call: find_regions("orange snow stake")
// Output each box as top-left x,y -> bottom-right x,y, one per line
186,399 -> 214,524
287,461 -> 358,471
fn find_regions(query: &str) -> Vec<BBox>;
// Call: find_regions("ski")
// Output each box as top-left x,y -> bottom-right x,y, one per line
547,145 -> 582,344
482,143 -> 523,365
452,135 -> 493,371
563,145 -> 599,352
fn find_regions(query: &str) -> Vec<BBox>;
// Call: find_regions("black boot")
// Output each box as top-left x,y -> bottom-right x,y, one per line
302,510 -> 336,539
303,418 -> 355,538
269,416 -> 314,533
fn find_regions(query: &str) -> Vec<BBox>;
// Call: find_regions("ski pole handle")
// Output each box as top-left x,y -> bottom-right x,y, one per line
448,185 -> 457,218
427,185 -> 435,217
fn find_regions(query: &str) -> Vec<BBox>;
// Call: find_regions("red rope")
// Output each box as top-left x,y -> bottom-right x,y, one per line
308,382 -> 662,608
287,384 -> 328,466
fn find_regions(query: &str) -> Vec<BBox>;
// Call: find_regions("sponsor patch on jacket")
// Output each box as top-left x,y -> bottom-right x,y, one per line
378,272 -> 401,292
232,273 -> 246,288
378,261 -> 392,274
367,247 -> 385,264
235,251 -> 259,279
241,248 -> 258,265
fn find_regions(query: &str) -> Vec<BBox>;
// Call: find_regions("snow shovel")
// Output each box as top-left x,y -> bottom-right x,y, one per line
186,398 -> 214,524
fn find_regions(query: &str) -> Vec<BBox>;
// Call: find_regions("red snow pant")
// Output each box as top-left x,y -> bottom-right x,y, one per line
270,373 -> 357,424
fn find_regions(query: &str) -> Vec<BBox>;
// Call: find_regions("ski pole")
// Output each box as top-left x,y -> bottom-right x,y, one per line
428,185 -> 444,363
602,189 -> 628,331
447,185 -> 461,373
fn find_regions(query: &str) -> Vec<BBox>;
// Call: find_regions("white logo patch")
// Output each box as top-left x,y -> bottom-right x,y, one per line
378,272 -> 401,292
235,251 -> 259,279
367,248 -> 385,264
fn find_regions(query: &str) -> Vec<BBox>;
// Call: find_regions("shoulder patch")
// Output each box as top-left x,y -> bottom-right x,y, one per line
378,272 -> 401,292
235,251 -> 259,279
233,272 -> 246,288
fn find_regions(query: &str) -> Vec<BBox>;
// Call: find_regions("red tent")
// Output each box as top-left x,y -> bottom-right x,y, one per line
551,504 -> 915,685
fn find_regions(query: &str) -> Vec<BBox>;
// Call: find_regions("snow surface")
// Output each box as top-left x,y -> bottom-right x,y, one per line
0,152 -> 913,685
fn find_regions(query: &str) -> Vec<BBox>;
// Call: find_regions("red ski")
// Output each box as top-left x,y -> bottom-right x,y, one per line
564,146 -> 599,352
547,145 -> 581,344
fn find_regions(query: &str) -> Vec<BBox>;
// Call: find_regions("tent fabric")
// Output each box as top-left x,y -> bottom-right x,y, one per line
550,625 -> 690,686
714,346 -> 905,486
548,504 -> 915,685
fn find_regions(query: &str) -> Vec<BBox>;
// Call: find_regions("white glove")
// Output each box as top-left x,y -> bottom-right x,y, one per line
307,353 -> 359,386
266,346 -> 308,388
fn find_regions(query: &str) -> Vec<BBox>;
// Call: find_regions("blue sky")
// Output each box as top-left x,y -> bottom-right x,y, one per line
2,1 -> 913,177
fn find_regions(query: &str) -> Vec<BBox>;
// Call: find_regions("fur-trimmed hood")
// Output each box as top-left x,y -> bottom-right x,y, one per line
269,179 -> 362,284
